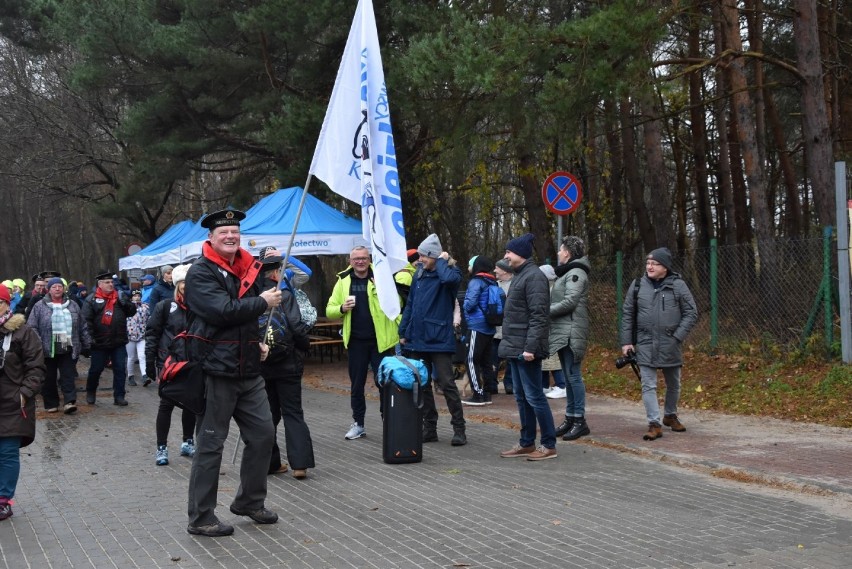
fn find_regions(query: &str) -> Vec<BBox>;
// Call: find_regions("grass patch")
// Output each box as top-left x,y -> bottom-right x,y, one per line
583,345 -> 852,428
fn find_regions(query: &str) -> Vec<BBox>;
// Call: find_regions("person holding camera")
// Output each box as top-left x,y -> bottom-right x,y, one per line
620,247 -> 698,441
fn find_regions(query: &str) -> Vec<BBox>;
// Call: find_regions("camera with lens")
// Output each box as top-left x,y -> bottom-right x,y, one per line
614,349 -> 637,369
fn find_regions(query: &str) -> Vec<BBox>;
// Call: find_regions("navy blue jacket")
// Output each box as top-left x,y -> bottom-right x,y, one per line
398,259 -> 461,353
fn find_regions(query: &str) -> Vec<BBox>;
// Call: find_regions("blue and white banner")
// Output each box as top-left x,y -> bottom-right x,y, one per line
309,0 -> 407,320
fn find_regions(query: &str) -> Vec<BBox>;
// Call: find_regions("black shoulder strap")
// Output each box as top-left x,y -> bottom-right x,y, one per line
631,278 -> 640,345
394,355 -> 423,409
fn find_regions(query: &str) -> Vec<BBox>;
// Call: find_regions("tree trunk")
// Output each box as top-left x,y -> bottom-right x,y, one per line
688,0 -> 714,249
764,88 -> 802,237
638,87 -> 673,248
620,98 -> 655,253
794,0 -> 835,227
518,152 -> 555,263
722,1 -> 781,312
604,97 -> 625,254
712,1 -> 738,247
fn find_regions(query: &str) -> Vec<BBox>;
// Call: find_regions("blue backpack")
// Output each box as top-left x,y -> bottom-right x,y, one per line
484,283 -> 505,326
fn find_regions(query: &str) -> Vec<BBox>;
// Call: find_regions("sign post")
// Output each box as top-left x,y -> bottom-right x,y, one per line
542,170 -> 583,248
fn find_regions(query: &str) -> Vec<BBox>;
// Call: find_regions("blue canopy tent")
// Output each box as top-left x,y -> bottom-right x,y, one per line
239,187 -> 364,257
118,187 -> 364,269
118,219 -> 198,270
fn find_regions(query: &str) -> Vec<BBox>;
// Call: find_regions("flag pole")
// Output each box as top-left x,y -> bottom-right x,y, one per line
237,174 -> 314,466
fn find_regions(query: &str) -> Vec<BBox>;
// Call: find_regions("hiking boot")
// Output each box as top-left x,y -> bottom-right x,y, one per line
86,391 -> 96,405
563,417 -> 591,441
545,387 -> 567,399
526,446 -> 558,461
422,430 -> 439,443
142,375 -> 153,387
114,397 -> 128,406
663,414 -> 686,432
229,504 -> 278,524
0,503 -> 12,521
643,423 -> 663,441
127,375 -> 137,386
156,445 -> 169,466
462,393 -> 489,406
344,423 -> 365,440
554,417 -> 574,437
451,429 -> 467,446
180,439 -> 196,457
187,521 -> 234,537
63,402 -> 77,415
500,444 -> 536,458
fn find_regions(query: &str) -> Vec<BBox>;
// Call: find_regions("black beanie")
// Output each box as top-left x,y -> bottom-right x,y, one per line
506,233 -> 535,259
471,255 -> 494,274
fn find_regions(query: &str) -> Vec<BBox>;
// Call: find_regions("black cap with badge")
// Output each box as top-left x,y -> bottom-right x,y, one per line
95,270 -> 114,281
200,208 -> 246,229
257,246 -> 283,270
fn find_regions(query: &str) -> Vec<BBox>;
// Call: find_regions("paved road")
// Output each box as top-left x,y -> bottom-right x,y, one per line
1,361 -> 850,568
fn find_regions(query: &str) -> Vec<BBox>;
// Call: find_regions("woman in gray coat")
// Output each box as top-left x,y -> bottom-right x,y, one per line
549,237 -> 592,441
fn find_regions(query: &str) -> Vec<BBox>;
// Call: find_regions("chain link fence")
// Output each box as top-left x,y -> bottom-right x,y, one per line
587,235 -> 842,359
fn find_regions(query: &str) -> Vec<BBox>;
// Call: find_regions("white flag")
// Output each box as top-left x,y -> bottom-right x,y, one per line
310,0 -> 407,320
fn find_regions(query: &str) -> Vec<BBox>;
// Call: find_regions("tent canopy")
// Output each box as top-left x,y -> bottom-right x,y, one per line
118,187 -> 364,270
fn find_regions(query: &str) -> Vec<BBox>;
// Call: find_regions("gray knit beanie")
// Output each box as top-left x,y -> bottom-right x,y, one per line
417,234 -> 442,258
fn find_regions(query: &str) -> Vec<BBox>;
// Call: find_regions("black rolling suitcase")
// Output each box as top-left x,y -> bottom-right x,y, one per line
378,356 -> 429,464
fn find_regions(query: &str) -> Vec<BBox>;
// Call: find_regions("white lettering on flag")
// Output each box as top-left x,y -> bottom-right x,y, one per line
310,0 -> 406,320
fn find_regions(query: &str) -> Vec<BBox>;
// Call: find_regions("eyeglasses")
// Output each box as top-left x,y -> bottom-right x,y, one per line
646,261 -> 662,267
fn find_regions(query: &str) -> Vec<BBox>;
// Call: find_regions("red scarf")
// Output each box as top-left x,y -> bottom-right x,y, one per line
202,241 -> 262,298
95,287 -> 118,326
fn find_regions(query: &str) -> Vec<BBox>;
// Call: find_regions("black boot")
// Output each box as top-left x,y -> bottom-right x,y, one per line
554,416 -> 574,438
563,416 -> 590,441
450,429 -> 467,446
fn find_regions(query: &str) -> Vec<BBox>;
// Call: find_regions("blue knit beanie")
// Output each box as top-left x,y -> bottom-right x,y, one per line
505,233 -> 535,259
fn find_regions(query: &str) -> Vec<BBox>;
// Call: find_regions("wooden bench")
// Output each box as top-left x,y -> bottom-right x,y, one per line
308,334 -> 343,363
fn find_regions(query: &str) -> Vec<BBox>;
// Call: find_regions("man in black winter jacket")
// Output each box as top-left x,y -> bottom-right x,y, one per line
183,209 -> 282,538
82,270 -> 136,406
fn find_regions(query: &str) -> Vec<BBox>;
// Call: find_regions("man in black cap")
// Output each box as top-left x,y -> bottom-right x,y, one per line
82,270 -> 137,406
19,271 -> 59,319
183,209 -> 282,538
620,247 -> 698,441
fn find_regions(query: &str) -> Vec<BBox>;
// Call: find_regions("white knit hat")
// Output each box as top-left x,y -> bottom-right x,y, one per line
172,264 -> 191,285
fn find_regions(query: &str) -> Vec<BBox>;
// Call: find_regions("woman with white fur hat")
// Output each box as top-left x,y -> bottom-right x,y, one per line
144,264 -> 197,466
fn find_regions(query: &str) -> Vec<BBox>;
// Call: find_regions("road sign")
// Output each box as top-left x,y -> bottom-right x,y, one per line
541,171 -> 583,215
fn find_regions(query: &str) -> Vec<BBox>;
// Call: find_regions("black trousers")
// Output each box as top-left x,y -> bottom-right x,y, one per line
42,353 -> 77,408
265,374 -> 315,472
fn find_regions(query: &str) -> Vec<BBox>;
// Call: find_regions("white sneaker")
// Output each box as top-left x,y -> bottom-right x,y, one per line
545,387 -> 567,399
344,423 -> 366,440
542,387 -> 553,394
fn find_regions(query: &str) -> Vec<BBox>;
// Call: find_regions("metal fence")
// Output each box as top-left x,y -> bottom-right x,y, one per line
587,234 -> 842,359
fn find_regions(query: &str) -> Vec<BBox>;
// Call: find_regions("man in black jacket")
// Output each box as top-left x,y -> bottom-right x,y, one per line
183,209 -> 282,538
82,270 -> 137,406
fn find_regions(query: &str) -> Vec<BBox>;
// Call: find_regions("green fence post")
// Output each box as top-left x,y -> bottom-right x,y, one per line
710,238 -> 718,350
616,251 -> 623,346
823,226 -> 833,350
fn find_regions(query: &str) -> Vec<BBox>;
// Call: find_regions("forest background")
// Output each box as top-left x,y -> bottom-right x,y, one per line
1,1 -> 851,386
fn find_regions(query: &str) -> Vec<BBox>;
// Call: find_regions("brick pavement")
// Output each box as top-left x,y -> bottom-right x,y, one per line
0,359 -> 849,568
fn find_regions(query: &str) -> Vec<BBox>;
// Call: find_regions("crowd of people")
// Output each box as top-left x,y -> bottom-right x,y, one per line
0,208 -> 699,532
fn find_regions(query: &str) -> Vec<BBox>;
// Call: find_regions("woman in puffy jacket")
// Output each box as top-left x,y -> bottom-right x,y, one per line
144,264 -> 196,466
0,283 -> 45,521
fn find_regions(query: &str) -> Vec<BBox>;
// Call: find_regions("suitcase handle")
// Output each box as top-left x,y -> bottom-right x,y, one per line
394,355 -> 424,410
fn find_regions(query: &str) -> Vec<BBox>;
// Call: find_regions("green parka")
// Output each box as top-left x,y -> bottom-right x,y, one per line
548,256 -> 591,360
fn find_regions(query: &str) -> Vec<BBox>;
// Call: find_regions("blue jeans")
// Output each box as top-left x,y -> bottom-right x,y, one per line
0,436 -> 21,499
640,365 -> 681,425
542,369 -> 566,389
509,359 -> 556,449
86,345 -> 129,398
557,346 -> 586,417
